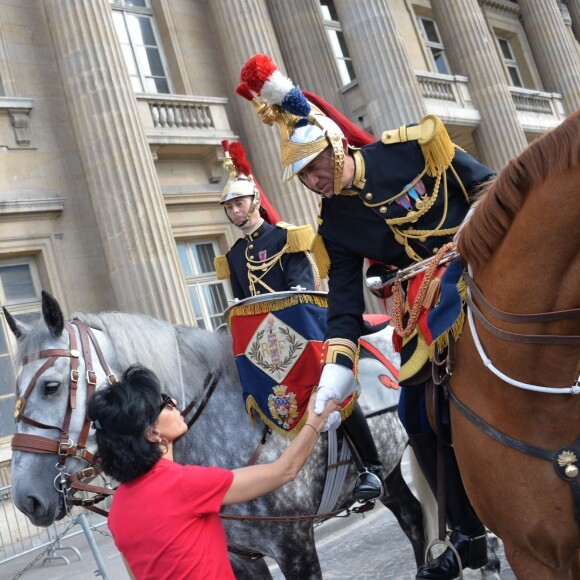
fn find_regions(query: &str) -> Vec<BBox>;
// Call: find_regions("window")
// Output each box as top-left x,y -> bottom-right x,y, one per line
496,37 -> 524,88
0,259 -> 41,441
417,17 -> 450,75
110,0 -> 172,93
319,0 -> 355,86
177,241 -> 231,331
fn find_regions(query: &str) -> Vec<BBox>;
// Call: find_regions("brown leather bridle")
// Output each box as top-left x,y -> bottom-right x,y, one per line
435,271 -> 580,523
11,319 -> 118,514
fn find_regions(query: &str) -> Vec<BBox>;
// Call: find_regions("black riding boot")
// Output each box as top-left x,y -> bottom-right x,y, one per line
408,432 -> 488,580
342,403 -> 384,501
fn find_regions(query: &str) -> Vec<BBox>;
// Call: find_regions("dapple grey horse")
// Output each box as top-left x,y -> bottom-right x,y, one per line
6,291 -> 433,578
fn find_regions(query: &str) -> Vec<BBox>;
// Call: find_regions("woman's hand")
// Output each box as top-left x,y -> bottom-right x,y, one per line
303,390 -> 341,435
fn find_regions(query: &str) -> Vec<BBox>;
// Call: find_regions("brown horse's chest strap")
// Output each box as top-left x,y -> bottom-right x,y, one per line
448,386 -> 580,524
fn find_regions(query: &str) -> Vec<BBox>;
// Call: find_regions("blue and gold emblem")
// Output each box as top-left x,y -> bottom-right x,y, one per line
268,385 -> 299,429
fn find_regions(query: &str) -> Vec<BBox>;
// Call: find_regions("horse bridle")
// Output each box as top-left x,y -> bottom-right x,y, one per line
436,269 -> 580,522
11,319 -> 117,514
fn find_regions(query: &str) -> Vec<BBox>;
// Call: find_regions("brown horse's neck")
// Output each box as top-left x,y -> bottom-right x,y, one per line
476,169 -> 579,315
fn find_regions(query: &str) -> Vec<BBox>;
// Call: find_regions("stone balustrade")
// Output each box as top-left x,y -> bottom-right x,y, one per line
135,94 -> 235,156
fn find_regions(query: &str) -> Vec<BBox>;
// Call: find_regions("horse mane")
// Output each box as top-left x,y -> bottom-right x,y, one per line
72,311 -> 236,393
458,110 -> 580,267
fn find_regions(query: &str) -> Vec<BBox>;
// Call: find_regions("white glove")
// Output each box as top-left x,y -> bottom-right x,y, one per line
315,364 -> 359,431
321,410 -> 342,432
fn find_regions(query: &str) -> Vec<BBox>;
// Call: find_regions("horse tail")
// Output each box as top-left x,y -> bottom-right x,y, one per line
408,447 -> 438,545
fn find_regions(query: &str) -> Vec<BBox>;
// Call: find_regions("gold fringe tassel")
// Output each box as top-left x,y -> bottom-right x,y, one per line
214,255 -> 230,280
228,294 -> 328,324
419,115 -> 456,178
340,391 -> 358,421
286,224 -> 315,253
428,275 -> 468,357
311,234 -> 330,279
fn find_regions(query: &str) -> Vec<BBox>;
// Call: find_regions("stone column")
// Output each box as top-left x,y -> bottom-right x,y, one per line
210,0 -> 319,228
267,0 -> 343,108
565,0 -> 580,42
332,0 -> 427,133
431,0 -> 527,169
44,0 -> 195,325
519,0 -> 580,114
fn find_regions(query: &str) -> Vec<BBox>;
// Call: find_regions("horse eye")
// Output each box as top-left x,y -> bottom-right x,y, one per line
44,381 -> 61,395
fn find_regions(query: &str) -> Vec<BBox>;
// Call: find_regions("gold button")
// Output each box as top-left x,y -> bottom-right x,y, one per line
433,247 -> 439,254
248,244 -> 254,249
384,131 -> 393,140
365,192 -> 373,200
253,232 -> 259,238
249,255 -> 254,259
379,206 -> 387,214
256,291 -> 261,295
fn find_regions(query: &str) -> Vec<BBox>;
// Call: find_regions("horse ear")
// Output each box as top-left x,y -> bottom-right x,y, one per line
41,291 -> 64,337
2,307 -> 27,340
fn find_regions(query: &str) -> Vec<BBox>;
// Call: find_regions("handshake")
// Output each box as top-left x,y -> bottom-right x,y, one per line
313,364 -> 359,432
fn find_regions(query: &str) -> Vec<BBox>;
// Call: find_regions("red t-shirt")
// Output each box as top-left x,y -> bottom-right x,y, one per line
108,458 -> 235,579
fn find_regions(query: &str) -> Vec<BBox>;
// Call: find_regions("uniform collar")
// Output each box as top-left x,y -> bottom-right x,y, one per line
244,219 -> 269,241
339,149 -> 365,195
351,150 -> 366,190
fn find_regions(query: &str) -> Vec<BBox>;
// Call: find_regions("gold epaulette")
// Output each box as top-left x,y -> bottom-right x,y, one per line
311,234 -> 330,279
214,255 -> 230,280
381,114 -> 455,177
286,224 -> 315,253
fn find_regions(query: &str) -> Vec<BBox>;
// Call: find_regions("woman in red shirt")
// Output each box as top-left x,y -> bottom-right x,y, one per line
88,365 -> 339,580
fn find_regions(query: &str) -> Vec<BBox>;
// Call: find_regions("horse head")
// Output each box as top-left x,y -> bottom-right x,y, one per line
5,291 -> 118,527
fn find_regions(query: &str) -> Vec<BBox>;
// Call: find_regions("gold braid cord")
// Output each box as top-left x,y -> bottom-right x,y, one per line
392,242 -> 455,339
246,245 -> 288,295
389,172 -> 459,262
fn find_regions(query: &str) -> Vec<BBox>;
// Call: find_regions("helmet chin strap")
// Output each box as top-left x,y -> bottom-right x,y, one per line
328,133 -> 345,195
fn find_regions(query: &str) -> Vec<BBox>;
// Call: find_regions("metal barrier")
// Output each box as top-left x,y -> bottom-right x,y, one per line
0,483 -> 112,579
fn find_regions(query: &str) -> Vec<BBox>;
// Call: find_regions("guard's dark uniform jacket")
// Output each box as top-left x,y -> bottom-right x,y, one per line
317,137 -> 495,368
217,221 -> 317,300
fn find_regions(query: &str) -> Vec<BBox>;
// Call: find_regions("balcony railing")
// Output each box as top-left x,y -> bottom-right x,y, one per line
149,99 -> 214,130
509,86 -> 565,129
415,71 -> 480,126
135,94 -> 235,157
416,71 -> 564,131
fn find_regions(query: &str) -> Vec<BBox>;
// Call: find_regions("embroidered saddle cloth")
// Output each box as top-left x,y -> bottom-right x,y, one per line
396,258 -> 466,385
228,292 -> 355,438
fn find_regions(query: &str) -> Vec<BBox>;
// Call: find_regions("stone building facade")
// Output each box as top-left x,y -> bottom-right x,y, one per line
0,0 -> 578,463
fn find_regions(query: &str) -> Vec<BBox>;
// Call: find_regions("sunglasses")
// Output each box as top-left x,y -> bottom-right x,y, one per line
159,393 -> 177,412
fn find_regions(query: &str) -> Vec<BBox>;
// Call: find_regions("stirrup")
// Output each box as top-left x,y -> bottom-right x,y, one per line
424,537 -> 463,580
353,468 -> 385,499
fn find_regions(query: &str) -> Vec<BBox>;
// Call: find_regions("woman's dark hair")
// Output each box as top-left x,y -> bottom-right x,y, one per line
88,364 -> 164,482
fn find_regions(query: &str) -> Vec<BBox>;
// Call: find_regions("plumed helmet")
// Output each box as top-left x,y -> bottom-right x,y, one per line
236,54 -> 347,195
220,139 -> 281,226
220,139 -> 259,204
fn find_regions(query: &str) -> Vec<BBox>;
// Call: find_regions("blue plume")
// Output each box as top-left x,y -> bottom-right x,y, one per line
281,86 -> 311,117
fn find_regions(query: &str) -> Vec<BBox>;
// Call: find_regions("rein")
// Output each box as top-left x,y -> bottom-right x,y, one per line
11,320 -> 117,513
464,267 -> 580,395
181,371 -> 221,428
220,502 -> 373,523
447,385 -> 580,524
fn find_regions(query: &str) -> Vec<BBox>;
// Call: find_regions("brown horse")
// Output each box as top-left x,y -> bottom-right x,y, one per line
451,110 -> 580,578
